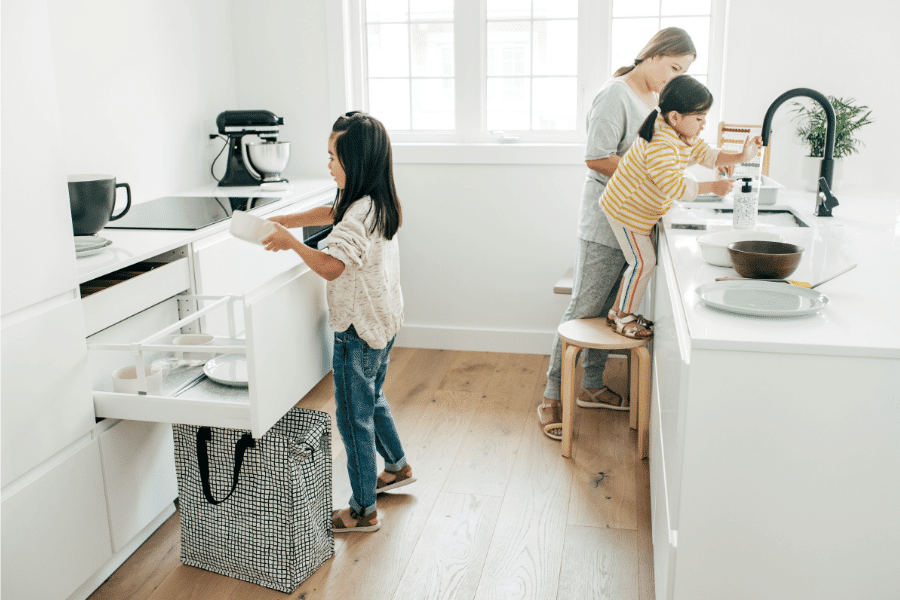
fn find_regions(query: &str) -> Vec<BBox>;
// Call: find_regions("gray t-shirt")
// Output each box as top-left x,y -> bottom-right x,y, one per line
578,78 -> 654,246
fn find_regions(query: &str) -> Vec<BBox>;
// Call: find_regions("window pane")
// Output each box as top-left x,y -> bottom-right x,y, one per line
610,19 -> 659,76
533,77 -> 576,130
410,0 -> 453,20
367,24 -> 409,77
411,23 -> 454,77
369,79 -> 411,130
661,0 -> 711,16
612,0 -> 661,17
487,0 -> 531,20
533,0 -> 578,18
661,16 -> 709,74
487,77 -> 530,130
366,0 -> 408,22
487,22 -> 531,76
533,20 -> 577,76
412,79 -> 455,129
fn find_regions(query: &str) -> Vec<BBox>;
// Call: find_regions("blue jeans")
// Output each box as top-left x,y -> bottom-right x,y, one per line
332,325 -> 407,516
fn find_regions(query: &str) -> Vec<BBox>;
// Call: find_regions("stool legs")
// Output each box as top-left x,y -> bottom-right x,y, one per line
560,341 -> 580,458
633,345 -> 651,459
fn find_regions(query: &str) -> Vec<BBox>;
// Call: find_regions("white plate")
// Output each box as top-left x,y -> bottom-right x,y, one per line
75,236 -> 112,250
695,280 -> 828,318
203,354 -> 249,387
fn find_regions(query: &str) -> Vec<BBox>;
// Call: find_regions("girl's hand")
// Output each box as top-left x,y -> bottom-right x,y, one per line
261,223 -> 298,252
741,135 -> 764,162
267,214 -> 292,227
718,164 -> 735,179
708,179 -> 735,196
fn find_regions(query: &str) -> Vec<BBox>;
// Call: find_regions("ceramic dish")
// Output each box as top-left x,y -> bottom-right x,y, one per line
75,236 -> 112,257
695,280 -> 828,318
696,230 -> 785,267
203,353 -> 249,387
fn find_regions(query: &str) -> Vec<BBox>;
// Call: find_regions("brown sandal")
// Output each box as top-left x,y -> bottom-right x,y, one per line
537,401 -> 562,440
612,313 -> 653,339
608,310 -> 653,328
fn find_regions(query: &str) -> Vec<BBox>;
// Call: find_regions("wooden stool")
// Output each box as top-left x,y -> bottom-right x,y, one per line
558,317 -> 651,459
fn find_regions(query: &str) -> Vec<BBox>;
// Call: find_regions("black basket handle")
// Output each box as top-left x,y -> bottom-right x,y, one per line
196,427 -> 256,505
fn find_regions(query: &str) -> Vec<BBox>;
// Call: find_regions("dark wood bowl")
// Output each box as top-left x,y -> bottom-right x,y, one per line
726,240 -> 805,279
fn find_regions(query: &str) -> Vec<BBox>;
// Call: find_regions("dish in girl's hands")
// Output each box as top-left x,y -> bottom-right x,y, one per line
696,230 -> 785,267
203,354 -> 249,387
230,210 -> 276,245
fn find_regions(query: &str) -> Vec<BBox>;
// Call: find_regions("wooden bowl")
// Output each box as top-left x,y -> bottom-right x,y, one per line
726,241 -> 804,279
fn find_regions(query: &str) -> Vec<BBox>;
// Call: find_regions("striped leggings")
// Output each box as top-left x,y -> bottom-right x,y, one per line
606,216 -> 656,315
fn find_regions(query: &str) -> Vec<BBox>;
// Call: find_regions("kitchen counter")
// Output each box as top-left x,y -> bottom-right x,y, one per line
75,179 -> 336,284
661,186 -> 900,358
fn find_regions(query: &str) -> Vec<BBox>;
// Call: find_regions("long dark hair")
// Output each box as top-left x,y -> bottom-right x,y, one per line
330,111 -> 402,240
638,75 -> 713,142
614,27 -> 696,78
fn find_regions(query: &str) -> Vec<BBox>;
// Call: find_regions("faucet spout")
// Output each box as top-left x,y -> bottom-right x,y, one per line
761,88 -> 838,217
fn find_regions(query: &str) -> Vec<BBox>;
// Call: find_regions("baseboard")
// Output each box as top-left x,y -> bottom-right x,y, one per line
67,502 -> 177,600
395,324 -> 556,354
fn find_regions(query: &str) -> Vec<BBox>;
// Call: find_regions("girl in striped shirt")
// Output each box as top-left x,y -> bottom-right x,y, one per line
600,75 -> 762,338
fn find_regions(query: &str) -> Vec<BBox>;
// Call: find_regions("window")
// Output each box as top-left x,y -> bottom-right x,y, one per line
336,0 -> 725,146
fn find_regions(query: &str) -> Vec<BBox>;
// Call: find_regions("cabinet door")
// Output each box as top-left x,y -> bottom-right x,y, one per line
1,438 -> 112,600
98,420 -> 177,552
1,0 -> 78,315
1,298 -> 94,487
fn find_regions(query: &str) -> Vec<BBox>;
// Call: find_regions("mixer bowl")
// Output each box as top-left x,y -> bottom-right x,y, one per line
245,141 -> 290,181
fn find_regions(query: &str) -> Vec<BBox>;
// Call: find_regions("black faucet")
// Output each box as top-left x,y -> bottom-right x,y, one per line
761,88 -> 840,217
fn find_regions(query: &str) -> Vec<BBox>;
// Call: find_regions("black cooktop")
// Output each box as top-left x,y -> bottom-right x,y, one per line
105,196 -> 280,230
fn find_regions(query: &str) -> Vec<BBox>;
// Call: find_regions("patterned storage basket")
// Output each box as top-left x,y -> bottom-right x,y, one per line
173,407 -> 334,593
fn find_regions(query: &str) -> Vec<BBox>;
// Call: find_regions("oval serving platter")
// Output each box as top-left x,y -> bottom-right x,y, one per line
695,280 -> 828,318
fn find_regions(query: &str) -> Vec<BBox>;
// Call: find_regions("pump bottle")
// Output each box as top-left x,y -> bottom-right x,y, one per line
732,177 -> 758,229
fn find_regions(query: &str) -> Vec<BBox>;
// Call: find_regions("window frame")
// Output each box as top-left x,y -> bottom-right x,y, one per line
326,0 -> 728,163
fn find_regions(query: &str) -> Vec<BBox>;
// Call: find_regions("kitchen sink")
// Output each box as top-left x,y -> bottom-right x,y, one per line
669,207 -> 809,230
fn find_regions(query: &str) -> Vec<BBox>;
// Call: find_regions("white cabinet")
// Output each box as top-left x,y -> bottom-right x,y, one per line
1,438 -> 112,600
1,298 -> 95,487
0,0 -> 79,315
92,263 -> 331,438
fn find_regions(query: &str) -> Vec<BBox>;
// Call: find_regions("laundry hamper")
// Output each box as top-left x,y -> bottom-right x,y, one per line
173,407 -> 334,593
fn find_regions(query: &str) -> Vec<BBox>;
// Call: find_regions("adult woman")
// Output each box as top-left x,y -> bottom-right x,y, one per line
538,27 -> 697,440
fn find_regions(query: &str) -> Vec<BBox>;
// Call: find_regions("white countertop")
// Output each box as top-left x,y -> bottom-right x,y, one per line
662,186 -> 900,359
75,179 -> 336,284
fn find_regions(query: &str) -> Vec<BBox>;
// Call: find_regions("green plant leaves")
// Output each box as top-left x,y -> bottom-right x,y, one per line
789,96 -> 874,159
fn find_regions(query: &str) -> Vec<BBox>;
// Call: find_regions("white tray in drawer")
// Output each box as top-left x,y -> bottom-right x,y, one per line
82,259 -> 191,336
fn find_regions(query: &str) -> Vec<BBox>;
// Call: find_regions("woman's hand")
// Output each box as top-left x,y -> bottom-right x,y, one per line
741,135 -> 764,162
261,223 -> 299,252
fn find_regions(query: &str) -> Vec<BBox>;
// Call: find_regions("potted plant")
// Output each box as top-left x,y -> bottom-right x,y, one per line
790,96 -> 874,191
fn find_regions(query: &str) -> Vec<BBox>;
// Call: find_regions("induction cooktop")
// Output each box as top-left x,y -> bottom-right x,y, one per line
105,196 -> 280,230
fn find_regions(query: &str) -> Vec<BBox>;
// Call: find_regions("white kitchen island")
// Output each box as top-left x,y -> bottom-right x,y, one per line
649,187 -> 900,600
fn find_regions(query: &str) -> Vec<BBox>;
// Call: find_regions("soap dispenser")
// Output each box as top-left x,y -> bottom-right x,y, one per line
732,177 -> 758,229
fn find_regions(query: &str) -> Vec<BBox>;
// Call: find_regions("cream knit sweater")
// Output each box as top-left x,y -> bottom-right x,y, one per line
323,196 -> 403,349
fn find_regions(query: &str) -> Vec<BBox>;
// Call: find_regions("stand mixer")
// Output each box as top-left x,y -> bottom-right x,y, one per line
215,110 -> 290,189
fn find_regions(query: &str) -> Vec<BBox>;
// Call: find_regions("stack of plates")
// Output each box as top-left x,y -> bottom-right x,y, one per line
74,236 -> 112,258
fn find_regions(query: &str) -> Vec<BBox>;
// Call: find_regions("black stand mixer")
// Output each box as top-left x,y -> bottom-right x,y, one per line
215,110 -> 290,187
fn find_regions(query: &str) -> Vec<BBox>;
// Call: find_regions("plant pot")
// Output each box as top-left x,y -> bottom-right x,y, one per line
802,156 -> 843,192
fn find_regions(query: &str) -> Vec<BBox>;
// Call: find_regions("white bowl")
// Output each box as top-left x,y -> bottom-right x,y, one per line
230,210 -> 276,245
112,364 -> 167,395
696,230 -> 786,267
173,333 -> 216,362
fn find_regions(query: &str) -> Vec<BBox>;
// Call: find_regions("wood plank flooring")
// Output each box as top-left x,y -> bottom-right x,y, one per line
89,347 -> 654,600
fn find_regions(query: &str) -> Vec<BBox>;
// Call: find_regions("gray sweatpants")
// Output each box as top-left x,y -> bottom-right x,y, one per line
544,238 -> 626,401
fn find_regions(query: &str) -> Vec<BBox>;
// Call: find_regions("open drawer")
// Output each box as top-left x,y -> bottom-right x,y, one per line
89,264 -> 331,438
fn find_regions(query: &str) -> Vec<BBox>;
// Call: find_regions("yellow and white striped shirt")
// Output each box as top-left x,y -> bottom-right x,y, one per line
600,113 -> 720,234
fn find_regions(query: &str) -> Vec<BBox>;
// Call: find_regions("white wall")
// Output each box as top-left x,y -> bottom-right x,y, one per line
720,0 -> 898,192
46,0 -> 238,203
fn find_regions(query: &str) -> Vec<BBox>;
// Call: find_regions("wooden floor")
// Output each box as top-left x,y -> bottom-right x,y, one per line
89,348 -> 655,600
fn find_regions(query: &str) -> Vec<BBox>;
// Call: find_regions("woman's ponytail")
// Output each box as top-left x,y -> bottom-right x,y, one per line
638,109 -> 658,142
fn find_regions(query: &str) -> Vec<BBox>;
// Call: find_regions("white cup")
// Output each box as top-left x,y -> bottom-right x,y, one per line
111,364 -> 168,395
173,333 -> 216,362
230,210 -> 276,245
